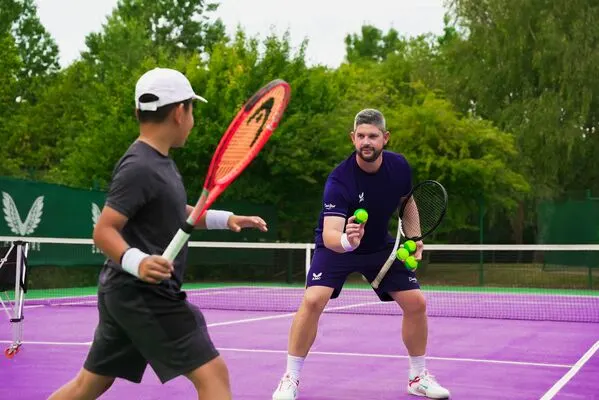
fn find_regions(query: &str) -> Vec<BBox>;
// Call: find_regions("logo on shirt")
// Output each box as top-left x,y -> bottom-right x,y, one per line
359,192 -> 364,203
409,277 -> 418,283
324,203 -> 335,210
312,272 -> 322,281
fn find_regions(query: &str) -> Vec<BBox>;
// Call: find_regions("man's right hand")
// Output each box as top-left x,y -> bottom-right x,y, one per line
138,256 -> 174,284
345,215 -> 365,249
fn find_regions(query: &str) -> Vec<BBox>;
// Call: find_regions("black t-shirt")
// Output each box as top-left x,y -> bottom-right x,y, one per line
98,140 -> 188,295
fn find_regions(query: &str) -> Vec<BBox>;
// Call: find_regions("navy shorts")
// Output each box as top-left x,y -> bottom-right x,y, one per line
306,245 -> 420,301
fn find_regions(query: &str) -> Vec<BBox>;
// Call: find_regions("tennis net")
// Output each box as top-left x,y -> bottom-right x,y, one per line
2,237 -> 598,323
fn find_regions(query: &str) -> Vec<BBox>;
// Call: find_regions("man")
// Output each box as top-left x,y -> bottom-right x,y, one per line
272,109 -> 450,399
48,67 -> 268,400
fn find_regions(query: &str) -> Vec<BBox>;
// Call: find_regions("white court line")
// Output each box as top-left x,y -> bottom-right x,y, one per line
539,340 -> 599,400
0,340 -> 91,346
206,301 -> 383,327
217,347 -> 572,368
0,340 -> 572,368
207,312 -> 296,327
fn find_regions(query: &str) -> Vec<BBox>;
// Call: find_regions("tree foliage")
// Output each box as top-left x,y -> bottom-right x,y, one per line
7,0 -> 599,244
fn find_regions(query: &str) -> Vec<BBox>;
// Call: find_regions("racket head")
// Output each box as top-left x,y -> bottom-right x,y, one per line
189,79 -> 291,223
398,180 -> 448,241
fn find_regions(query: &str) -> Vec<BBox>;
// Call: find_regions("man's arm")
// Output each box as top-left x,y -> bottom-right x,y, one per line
401,196 -> 421,238
399,196 -> 424,260
323,215 -> 364,253
93,205 -> 173,283
186,205 -> 268,232
93,206 -> 131,265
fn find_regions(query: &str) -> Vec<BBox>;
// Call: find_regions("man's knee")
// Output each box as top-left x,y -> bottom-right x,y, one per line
301,286 -> 333,314
73,369 -> 115,398
393,290 -> 427,315
186,356 -> 230,392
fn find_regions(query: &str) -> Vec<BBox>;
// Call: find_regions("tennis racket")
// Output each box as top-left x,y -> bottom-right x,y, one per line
162,79 -> 291,262
371,180 -> 448,289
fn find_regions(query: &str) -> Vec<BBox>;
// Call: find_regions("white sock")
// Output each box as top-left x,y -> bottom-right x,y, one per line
286,355 -> 305,380
409,355 -> 426,378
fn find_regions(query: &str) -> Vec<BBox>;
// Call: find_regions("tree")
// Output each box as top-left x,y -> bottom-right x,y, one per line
344,25 -> 406,63
0,0 -> 60,102
83,0 -> 226,68
0,32 -> 24,175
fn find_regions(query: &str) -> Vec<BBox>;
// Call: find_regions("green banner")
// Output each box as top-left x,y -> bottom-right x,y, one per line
537,199 -> 599,268
0,176 -> 278,268
0,176 -> 105,238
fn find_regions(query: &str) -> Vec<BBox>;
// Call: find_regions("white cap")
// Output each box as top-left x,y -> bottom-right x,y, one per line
134,67 -> 207,111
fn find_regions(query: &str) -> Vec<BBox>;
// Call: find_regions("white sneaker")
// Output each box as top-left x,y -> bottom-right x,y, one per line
272,374 -> 300,400
407,370 -> 450,399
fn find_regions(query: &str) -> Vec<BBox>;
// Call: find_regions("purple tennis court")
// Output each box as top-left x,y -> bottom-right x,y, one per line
2,284 -> 598,400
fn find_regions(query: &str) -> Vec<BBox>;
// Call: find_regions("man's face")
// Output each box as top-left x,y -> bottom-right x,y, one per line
171,102 -> 195,148
351,123 -> 389,163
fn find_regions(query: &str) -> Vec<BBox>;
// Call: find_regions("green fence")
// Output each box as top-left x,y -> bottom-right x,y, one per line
0,176 -> 278,267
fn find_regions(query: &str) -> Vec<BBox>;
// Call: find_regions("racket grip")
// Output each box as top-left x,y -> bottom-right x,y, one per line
372,255 -> 396,289
162,229 -> 191,262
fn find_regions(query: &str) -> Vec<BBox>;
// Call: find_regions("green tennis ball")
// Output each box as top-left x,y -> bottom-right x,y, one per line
405,255 -> 419,271
354,208 -> 369,224
396,247 -> 410,261
403,240 -> 417,253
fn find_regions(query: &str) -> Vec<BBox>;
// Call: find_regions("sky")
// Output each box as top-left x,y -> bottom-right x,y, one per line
35,0 -> 447,68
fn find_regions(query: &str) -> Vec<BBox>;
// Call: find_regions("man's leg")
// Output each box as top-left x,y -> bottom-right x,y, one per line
365,249 -> 449,399
102,286 -> 226,398
390,289 -> 428,373
185,355 -> 231,400
289,285 -> 334,357
48,291 -> 146,399
47,369 -> 115,400
272,285 -> 334,400
391,289 -> 450,399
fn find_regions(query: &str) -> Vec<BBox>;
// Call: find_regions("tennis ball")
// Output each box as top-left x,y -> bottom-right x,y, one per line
403,240 -> 417,253
396,247 -> 410,261
405,255 -> 419,271
354,208 -> 369,224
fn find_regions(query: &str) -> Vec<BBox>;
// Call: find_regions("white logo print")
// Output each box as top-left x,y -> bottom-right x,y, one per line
359,192 -> 364,203
91,202 -> 102,227
91,202 -> 103,253
2,192 -> 44,236
324,203 -> 335,210
312,272 -> 322,281
409,277 -> 418,283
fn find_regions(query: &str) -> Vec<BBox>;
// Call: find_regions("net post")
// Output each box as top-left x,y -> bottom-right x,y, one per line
0,240 -> 27,358
11,241 -> 26,356
304,243 -> 311,284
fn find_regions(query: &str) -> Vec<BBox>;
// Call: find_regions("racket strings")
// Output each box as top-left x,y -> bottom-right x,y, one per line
215,86 -> 288,181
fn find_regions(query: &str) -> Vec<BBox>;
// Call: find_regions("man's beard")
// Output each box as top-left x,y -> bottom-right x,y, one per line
358,146 -> 382,163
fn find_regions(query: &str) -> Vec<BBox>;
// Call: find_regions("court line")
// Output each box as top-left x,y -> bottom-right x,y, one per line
206,301 -> 383,327
217,347 -> 572,368
0,340 -> 572,368
539,340 -> 599,400
0,340 -> 91,346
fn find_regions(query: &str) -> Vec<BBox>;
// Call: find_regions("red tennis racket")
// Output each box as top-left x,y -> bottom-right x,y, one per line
162,79 -> 291,261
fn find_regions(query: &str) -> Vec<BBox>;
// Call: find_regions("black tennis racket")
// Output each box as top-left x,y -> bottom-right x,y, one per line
371,180 -> 448,289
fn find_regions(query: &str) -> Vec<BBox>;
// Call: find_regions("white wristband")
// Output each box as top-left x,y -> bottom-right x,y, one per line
340,233 -> 356,252
205,209 -> 234,230
121,247 -> 148,278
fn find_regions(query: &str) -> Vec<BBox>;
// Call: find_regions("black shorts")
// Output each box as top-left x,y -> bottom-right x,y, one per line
83,284 -> 219,384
